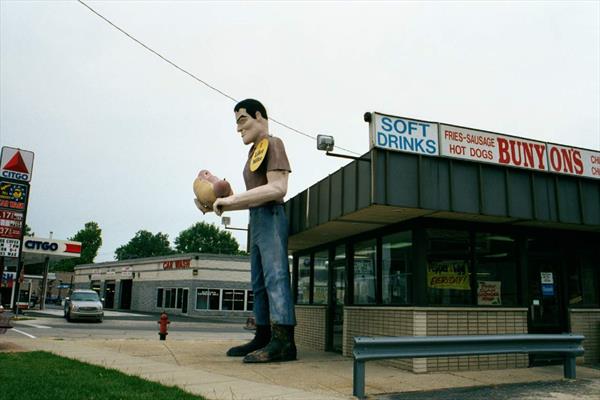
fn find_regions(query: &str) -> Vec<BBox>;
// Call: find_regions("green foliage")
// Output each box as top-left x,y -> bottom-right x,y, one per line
24,223 -> 34,236
175,222 -> 241,254
52,222 -> 102,271
0,351 -> 205,400
115,230 -> 175,260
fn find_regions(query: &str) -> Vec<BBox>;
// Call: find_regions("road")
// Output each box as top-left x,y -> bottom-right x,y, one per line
6,306 -> 254,341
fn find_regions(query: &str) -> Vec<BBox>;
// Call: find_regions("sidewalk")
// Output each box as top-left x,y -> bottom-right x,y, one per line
2,337 -> 599,400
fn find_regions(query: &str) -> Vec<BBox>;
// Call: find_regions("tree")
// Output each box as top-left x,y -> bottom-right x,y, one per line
175,222 -> 241,255
24,223 -> 34,236
115,230 -> 175,260
52,222 -> 102,271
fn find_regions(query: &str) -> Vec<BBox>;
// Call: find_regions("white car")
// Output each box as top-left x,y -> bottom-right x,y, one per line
63,289 -> 104,322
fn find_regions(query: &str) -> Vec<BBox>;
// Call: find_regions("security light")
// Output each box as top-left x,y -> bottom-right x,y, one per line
221,216 -> 231,227
317,134 -> 335,152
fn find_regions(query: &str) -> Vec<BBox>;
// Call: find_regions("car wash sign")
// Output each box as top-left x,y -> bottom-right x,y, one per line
370,113 -> 439,156
1,147 -> 34,182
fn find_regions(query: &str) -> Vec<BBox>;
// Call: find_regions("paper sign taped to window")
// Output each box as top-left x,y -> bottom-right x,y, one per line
477,280 -> 502,305
427,260 -> 470,290
540,272 -> 554,284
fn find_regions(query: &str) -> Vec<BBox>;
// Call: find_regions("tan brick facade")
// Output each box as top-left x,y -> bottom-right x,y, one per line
295,305 -> 328,351
569,309 -> 600,365
423,308 -> 528,372
343,307 -> 416,371
338,307 -> 528,373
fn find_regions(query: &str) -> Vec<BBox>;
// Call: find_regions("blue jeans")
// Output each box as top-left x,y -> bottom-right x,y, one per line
249,203 -> 296,326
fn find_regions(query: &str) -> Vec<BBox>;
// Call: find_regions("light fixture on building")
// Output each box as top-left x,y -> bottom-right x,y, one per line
316,134 -> 368,162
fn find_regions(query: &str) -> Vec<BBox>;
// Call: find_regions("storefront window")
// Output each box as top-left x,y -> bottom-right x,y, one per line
313,250 -> 329,304
223,289 -> 245,310
332,245 -> 346,306
382,231 -> 412,304
246,291 -> 254,311
176,288 -> 183,309
353,239 -> 376,304
474,233 -> 518,306
297,255 -> 310,304
169,288 -> 177,308
156,288 -> 163,307
569,248 -> 600,306
195,288 -> 221,310
165,288 -> 172,308
426,229 -> 472,305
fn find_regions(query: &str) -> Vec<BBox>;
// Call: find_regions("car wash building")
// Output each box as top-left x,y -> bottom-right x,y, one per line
74,253 -> 253,318
286,112 -> 600,373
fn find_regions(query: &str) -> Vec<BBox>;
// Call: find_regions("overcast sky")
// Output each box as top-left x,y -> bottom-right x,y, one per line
1,1 -> 599,262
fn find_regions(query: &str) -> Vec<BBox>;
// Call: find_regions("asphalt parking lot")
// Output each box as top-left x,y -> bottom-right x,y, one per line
380,377 -> 600,400
8,306 -> 252,341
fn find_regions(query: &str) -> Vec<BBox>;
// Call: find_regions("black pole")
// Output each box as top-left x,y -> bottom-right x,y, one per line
39,256 -> 50,310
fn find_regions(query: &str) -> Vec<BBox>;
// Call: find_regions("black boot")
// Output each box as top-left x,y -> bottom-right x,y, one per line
243,324 -> 297,363
226,324 -> 271,357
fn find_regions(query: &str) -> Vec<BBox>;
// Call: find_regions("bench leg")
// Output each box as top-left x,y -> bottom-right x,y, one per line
563,356 -> 576,379
353,360 -> 366,399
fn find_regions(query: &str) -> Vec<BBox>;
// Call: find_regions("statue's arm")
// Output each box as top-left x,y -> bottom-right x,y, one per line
213,170 -> 288,216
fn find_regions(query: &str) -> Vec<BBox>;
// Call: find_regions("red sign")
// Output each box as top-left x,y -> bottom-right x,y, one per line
439,124 -> 600,179
0,209 -> 23,227
163,259 -> 191,270
0,147 -> 34,182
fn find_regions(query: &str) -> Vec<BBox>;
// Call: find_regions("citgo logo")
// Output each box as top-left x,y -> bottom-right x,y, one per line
1,147 -> 34,182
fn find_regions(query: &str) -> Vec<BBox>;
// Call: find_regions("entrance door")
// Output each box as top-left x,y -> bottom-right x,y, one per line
527,257 -> 566,334
329,246 -> 346,353
120,280 -> 132,310
527,240 -> 567,365
104,282 -> 116,309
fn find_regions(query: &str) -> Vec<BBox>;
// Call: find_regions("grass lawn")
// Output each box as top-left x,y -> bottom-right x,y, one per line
0,351 -> 205,400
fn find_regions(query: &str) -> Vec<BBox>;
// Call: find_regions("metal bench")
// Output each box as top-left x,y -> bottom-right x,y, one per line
352,334 -> 585,399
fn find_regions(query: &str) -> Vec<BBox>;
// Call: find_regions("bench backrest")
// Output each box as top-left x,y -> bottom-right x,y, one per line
353,334 -> 585,361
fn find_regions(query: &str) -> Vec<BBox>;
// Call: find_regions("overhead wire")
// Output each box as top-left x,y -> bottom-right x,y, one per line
77,0 -> 361,156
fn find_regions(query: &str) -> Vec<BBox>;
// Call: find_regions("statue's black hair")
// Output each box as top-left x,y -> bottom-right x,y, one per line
234,99 -> 268,120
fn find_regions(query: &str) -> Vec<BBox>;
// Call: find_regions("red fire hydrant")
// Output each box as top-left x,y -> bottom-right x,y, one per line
158,312 -> 170,340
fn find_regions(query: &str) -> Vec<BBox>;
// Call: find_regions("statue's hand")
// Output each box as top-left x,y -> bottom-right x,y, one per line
213,196 -> 234,217
194,198 -> 213,215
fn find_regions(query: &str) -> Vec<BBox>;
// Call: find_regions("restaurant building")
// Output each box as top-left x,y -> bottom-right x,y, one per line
285,112 -> 600,372
74,253 -> 253,318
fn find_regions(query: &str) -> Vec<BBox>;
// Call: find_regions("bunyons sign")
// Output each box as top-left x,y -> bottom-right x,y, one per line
369,112 -> 599,179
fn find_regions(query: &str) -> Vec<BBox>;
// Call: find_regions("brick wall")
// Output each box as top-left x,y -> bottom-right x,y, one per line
295,305 -> 328,351
569,309 -> 600,364
424,308 -> 528,372
343,307 -> 528,373
344,307 -> 415,371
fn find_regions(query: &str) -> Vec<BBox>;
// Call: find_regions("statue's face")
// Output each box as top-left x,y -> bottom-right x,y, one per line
235,108 -> 266,145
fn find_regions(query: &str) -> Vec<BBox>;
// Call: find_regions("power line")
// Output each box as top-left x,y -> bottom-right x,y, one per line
77,0 -> 361,156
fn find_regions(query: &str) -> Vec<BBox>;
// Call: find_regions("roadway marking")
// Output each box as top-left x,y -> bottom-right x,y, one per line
19,321 -> 51,329
12,328 -> 37,339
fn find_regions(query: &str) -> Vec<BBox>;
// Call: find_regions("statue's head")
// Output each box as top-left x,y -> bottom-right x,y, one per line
234,99 -> 269,145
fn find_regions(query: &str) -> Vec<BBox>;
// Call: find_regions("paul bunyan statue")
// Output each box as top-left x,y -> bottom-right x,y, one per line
193,99 -> 297,363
